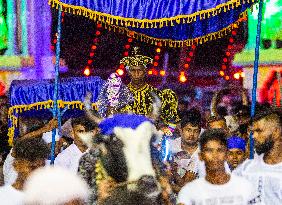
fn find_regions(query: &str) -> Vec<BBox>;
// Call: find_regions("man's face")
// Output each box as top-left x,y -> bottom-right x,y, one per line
181,123 -> 200,147
73,124 -> 86,140
227,148 -> 245,169
200,140 -> 227,171
128,66 -> 146,84
253,118 -> 274,155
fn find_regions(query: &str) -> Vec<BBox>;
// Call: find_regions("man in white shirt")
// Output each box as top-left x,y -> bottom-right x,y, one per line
234,107 -> 282,205
0,137 -> 50,205
3,118 -> 58,185
168,109 -> 204,193
55,116 -> 98,173
178,129 -> 255,205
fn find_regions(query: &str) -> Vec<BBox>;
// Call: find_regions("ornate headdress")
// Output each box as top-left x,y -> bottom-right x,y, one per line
120,47 -> 153,69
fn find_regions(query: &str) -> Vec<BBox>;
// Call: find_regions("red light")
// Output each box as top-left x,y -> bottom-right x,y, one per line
61,19 -> 64,23
84,67 -> 90,76
87,60 -> 93,65
192,45 -> 196,50
119,64 -> 125,69
186,57 -> 191,62
89,52 -> 95,57
153,62 -> 159,67
156,48 -> 161,53
96,31 -> 101,36
229,38 -> 234,43
93,38 -> 99,43
148,69 -> 153,75
157,42 -> 162,47
232,31 -> 237,36
234,73 -> 240,80
124,51 -> 129,56
160,70 -> 166,76
184,64 -> 189,69
154,56 -> 160,60
125,44 -> 130,49
62,12 -> 65,17
179,74 -> 187,83
152,69 -> 158,75
188,52 -> 194,57
226,52 -> 231,56
219,70 -> 225,76
53,39 -> 57,44
225,76 -> 230,80
50,45 -> 55,50
228,45 -> 233,50
221,65 -> 227,70
116,69 -> 124,76
97,23 -> 102,28
223,58 -> 228,63
128,38 -> 133,43
91,45 -> 97,50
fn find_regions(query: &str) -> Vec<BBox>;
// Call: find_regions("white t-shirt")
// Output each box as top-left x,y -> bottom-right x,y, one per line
3,149 -> 18,185
178,175 -> 255,205
54,143 -> 86,173
234,154 -> 282,205
0,185 -> 25,205
170,138 -> 230,178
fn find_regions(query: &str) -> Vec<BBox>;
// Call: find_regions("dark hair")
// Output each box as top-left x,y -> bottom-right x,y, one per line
71,115 -> 97,132
180,108 -> 201,128
14,137 -> 50,161
253,103 -> 281,125
199,129 -> 227,151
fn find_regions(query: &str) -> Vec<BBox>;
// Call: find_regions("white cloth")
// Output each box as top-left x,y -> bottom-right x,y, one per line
178,174 -> 255,205
54,144 -> 86,173
234,154 -> 282,205
42,129 -> 60,144
0,185 -> 25,205
3,149 -> 17,185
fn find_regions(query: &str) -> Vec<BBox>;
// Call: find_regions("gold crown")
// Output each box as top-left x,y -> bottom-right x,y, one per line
120,47 -> 153,67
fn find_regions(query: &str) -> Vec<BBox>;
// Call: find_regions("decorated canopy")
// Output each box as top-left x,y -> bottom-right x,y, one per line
49,0 -> 257,47
8,76 -> 104,145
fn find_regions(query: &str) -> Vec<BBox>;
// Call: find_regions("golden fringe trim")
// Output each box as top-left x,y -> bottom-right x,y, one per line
7,100 -> 98,146
107,10 -> 248,48
48,0 -> 255,29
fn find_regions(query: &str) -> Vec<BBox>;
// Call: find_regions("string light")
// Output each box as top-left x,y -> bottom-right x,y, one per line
179,71 -> 187,83
84,22 -> 103,75
116,68 -> 124,76
160,70 -> 166,76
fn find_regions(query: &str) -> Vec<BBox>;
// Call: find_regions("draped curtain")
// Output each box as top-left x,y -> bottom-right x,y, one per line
49,0 -> 257,46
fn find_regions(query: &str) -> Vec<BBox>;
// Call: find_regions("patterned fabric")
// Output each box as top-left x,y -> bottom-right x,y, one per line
97,79 -> 134,118
121,83 -> 180,124
78,148 -> 101,205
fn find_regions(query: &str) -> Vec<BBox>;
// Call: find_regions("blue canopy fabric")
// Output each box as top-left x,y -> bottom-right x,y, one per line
48,0 -> 257,47
7,76 -> 104,145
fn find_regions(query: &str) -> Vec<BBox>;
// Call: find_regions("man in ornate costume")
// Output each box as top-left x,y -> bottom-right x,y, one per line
120,47 -> 180,125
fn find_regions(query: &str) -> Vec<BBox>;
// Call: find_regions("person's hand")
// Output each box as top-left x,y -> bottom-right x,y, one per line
45,118 -> 58,131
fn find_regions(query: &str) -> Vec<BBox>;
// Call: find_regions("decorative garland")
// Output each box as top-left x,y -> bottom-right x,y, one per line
48,0 -> 255,29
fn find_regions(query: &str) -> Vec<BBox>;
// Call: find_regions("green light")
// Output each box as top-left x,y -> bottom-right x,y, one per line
247,0 -> 282,49
0,0 -> 8,51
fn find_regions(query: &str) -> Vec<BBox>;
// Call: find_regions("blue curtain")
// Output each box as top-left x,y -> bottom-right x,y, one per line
51,0 -> 256,42
9,76 -> 104,107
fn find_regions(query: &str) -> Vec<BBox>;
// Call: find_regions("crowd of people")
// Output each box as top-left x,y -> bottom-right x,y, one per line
0,49 -> 281,205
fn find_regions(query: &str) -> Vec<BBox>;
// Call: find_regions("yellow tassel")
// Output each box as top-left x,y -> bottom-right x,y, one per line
159,21 -> 163,28
176,18 -> 180,24
140,22 -> 145,28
